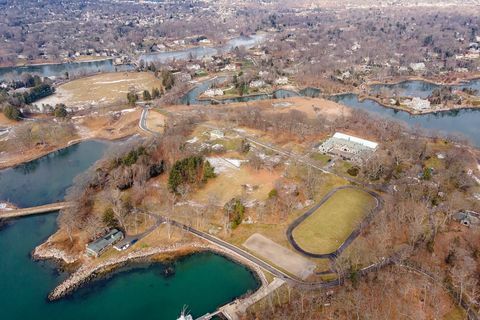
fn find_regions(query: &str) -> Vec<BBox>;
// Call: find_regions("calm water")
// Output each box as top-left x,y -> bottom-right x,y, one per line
0,141 -> 259,319
140,34 -> 265,64
370,79 -> 480,98
179,77 -> 301,105
331,93 -> 480,146
0,140 -> 108,207
0,214 -> 259,320
0,59 -> 133,81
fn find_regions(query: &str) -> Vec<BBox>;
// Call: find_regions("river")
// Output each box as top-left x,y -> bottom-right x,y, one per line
0,34 -> 266,81
330,94 -> 480,146
0,59 -> 133,81
140,34 -> 266,64
179,76 -> 480,145
369,79 -> 480,98
0,140 -> 259,319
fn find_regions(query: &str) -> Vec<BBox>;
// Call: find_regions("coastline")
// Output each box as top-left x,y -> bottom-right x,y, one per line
366,73 -> 480,87
39,242 -> 266,304
0,57 -> 114,69
0,132 -> 136,171
356,94 -> 480,116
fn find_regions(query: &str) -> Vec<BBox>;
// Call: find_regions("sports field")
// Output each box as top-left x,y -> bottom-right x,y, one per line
291,187 -> 376,255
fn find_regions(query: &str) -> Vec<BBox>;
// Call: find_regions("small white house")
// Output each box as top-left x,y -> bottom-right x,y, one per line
410,62 -> 426,72
203,88 -> 224,97
223,64 -> 236,71
186,64 -> 201,71
249,80 -> 266,88
275,77 -> 288,85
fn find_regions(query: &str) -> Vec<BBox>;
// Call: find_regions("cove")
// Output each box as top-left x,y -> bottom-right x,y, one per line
0,140 -> 109,207
0,213 -> 259,320
330,93 -> 480,146
0,140 -> 260,319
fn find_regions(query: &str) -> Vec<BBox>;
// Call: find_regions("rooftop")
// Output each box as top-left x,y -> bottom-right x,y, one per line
86,229 -> 124,255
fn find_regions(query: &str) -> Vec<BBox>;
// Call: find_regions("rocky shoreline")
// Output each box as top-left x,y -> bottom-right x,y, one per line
32,234 -> 79,265
47,243 -> 199,301
46,240 -> 267,302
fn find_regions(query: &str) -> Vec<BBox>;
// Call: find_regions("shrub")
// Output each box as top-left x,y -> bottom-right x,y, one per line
224,198 -> 245,229
347,166 -> 360,176
54,104 -> 68,118
268,188 -> 278,199
143,90 -> 151,101
102,208 -> 118,228
3,104 -> 21,120
127,91 -> 138,105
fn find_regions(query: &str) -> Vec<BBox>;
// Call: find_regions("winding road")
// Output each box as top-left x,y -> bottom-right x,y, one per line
166,216 -> 394,290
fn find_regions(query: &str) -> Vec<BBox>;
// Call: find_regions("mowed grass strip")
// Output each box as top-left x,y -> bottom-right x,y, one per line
292,188 -> 376,255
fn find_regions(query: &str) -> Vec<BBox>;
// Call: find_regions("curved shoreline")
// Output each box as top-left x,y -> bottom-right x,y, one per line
355,94 -> 480,116
44,243 -> 266,303
0,134 -> 136,171
0,58 -> 115,69
366,74 -> 480,87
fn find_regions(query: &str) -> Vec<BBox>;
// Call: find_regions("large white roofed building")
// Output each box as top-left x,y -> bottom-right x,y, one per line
318,132 -> 378,163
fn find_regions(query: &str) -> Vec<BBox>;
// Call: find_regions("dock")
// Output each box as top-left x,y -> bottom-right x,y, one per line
0,202 -> 73,219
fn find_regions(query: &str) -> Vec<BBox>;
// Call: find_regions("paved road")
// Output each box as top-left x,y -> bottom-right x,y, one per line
166,217 -> 396,290
115,211 -> 164,248
139,107 -> 159,135
0,201 -> 73,219
286,186 -> 384,259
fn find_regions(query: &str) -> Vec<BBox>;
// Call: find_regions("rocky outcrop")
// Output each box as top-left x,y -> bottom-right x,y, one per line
33,235 -> 79,264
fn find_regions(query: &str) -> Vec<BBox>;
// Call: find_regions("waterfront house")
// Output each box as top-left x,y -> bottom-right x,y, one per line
249,80 -> 266,88
86,229 -> 124,257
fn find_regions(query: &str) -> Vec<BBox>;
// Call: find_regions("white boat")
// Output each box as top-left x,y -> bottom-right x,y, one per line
177,305 -> 193,320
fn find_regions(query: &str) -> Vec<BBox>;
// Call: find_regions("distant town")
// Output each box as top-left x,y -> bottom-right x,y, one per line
0,1 -> 479,320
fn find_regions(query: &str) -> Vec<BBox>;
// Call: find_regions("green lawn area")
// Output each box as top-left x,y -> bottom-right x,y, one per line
310,152 -> 331,165
292,188 -> 376,255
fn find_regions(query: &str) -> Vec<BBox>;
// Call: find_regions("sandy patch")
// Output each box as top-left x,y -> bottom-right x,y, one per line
193,165 -> 279,205
145,110 -> 166,134
243,233 -> 316,279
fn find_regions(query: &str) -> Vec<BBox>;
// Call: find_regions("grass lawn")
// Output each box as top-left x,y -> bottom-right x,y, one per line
292,188 -> 376,255
310,152 -> 331,165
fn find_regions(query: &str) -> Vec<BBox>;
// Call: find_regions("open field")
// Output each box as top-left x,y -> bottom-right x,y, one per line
36,72 -> 162,109
192,161 -> 280,206
167,96 -> 350,120
145,109 -> 166,134
291,187 -> 376,255
243,233 -> 316,280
